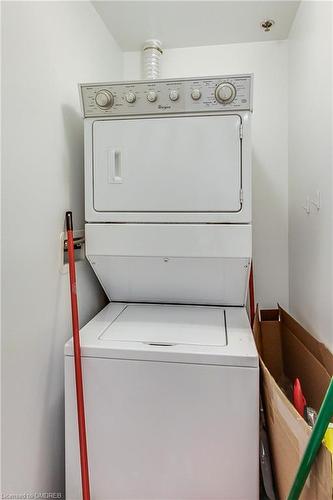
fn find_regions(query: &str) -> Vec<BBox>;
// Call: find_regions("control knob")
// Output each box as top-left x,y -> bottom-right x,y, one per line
169,90 -> 179,101
95,89 -> 114,109
191,89 -> 201,100
215,82 -> 236,103
126,92 -> 136,103
147,91 -> 157,102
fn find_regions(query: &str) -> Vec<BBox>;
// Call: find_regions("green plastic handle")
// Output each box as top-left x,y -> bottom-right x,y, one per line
288,377 -> 333,500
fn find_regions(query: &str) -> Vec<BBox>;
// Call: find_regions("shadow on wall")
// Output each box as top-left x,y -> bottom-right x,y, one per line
252,149 -> 286,240
62,104 -> 85,227
60,102 -> 108,313
37,273 -> 68,499
251,150 -> 288,308
61,101 -> 108,304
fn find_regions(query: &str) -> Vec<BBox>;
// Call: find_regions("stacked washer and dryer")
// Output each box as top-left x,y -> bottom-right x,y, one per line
65,75 -> 259,499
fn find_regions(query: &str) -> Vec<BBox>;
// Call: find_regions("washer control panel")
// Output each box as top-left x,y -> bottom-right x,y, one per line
80,74 -> 252,117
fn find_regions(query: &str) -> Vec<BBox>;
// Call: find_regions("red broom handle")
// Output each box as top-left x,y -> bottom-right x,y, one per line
66,212 -> 90,500
249,261 -> 255,327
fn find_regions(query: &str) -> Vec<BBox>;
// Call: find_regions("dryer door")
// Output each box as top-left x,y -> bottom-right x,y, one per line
92,114 -> 242,213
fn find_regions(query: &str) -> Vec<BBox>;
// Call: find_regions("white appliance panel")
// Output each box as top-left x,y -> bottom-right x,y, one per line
85,222 -> 252,258
93,115 -> 241,213
89,255 -> 249,306
80,74 -> 253,118
65,355 -> 259,499
85,223 -> 251,306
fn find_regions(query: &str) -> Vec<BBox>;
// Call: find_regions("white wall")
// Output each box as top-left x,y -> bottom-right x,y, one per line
124,41 -> 289,308
1,1 -> 122,496
288,1 -> 333,347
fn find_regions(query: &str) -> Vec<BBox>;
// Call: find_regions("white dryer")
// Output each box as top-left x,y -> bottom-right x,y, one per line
65,74 -> 259,499
82,75 -> 252,224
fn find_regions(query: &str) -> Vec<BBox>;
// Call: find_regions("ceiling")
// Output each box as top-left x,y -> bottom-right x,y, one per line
93,1 -> 300,51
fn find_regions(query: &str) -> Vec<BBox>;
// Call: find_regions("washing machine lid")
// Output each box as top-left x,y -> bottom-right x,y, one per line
65,303 -> 258,367
100,304 -> 227,346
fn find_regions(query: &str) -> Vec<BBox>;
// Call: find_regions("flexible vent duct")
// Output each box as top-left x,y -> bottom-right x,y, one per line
143,39 -> 163,80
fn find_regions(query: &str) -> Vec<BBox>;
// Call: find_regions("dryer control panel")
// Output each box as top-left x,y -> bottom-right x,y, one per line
79,74 -> 253,118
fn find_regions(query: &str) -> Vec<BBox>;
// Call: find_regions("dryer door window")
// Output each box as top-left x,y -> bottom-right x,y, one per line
92,114 -> 242,213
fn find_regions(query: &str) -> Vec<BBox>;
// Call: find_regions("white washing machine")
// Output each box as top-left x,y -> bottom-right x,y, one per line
65,74 -> 259,499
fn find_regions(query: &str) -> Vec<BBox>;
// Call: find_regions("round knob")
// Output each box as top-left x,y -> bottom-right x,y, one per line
215,83 -> 236,103
126,92 -> 136,103
147,91 -> 157,102
95,90 -> 114,109
191,89 -> 201,100
169,90 -> 179,101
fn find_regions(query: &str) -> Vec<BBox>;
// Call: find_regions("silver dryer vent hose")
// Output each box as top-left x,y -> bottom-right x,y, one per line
143,39 -> 163,80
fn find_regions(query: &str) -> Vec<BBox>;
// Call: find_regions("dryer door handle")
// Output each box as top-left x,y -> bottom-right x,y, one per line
107,149 -> 122,184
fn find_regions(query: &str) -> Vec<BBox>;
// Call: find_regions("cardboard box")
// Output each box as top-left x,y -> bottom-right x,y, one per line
253,306 -> 333,500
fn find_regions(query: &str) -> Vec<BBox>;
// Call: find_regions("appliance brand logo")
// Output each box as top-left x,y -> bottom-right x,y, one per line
158,105 -> 171,110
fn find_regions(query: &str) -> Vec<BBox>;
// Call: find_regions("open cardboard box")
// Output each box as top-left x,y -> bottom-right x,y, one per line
253,306 -> 333,499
